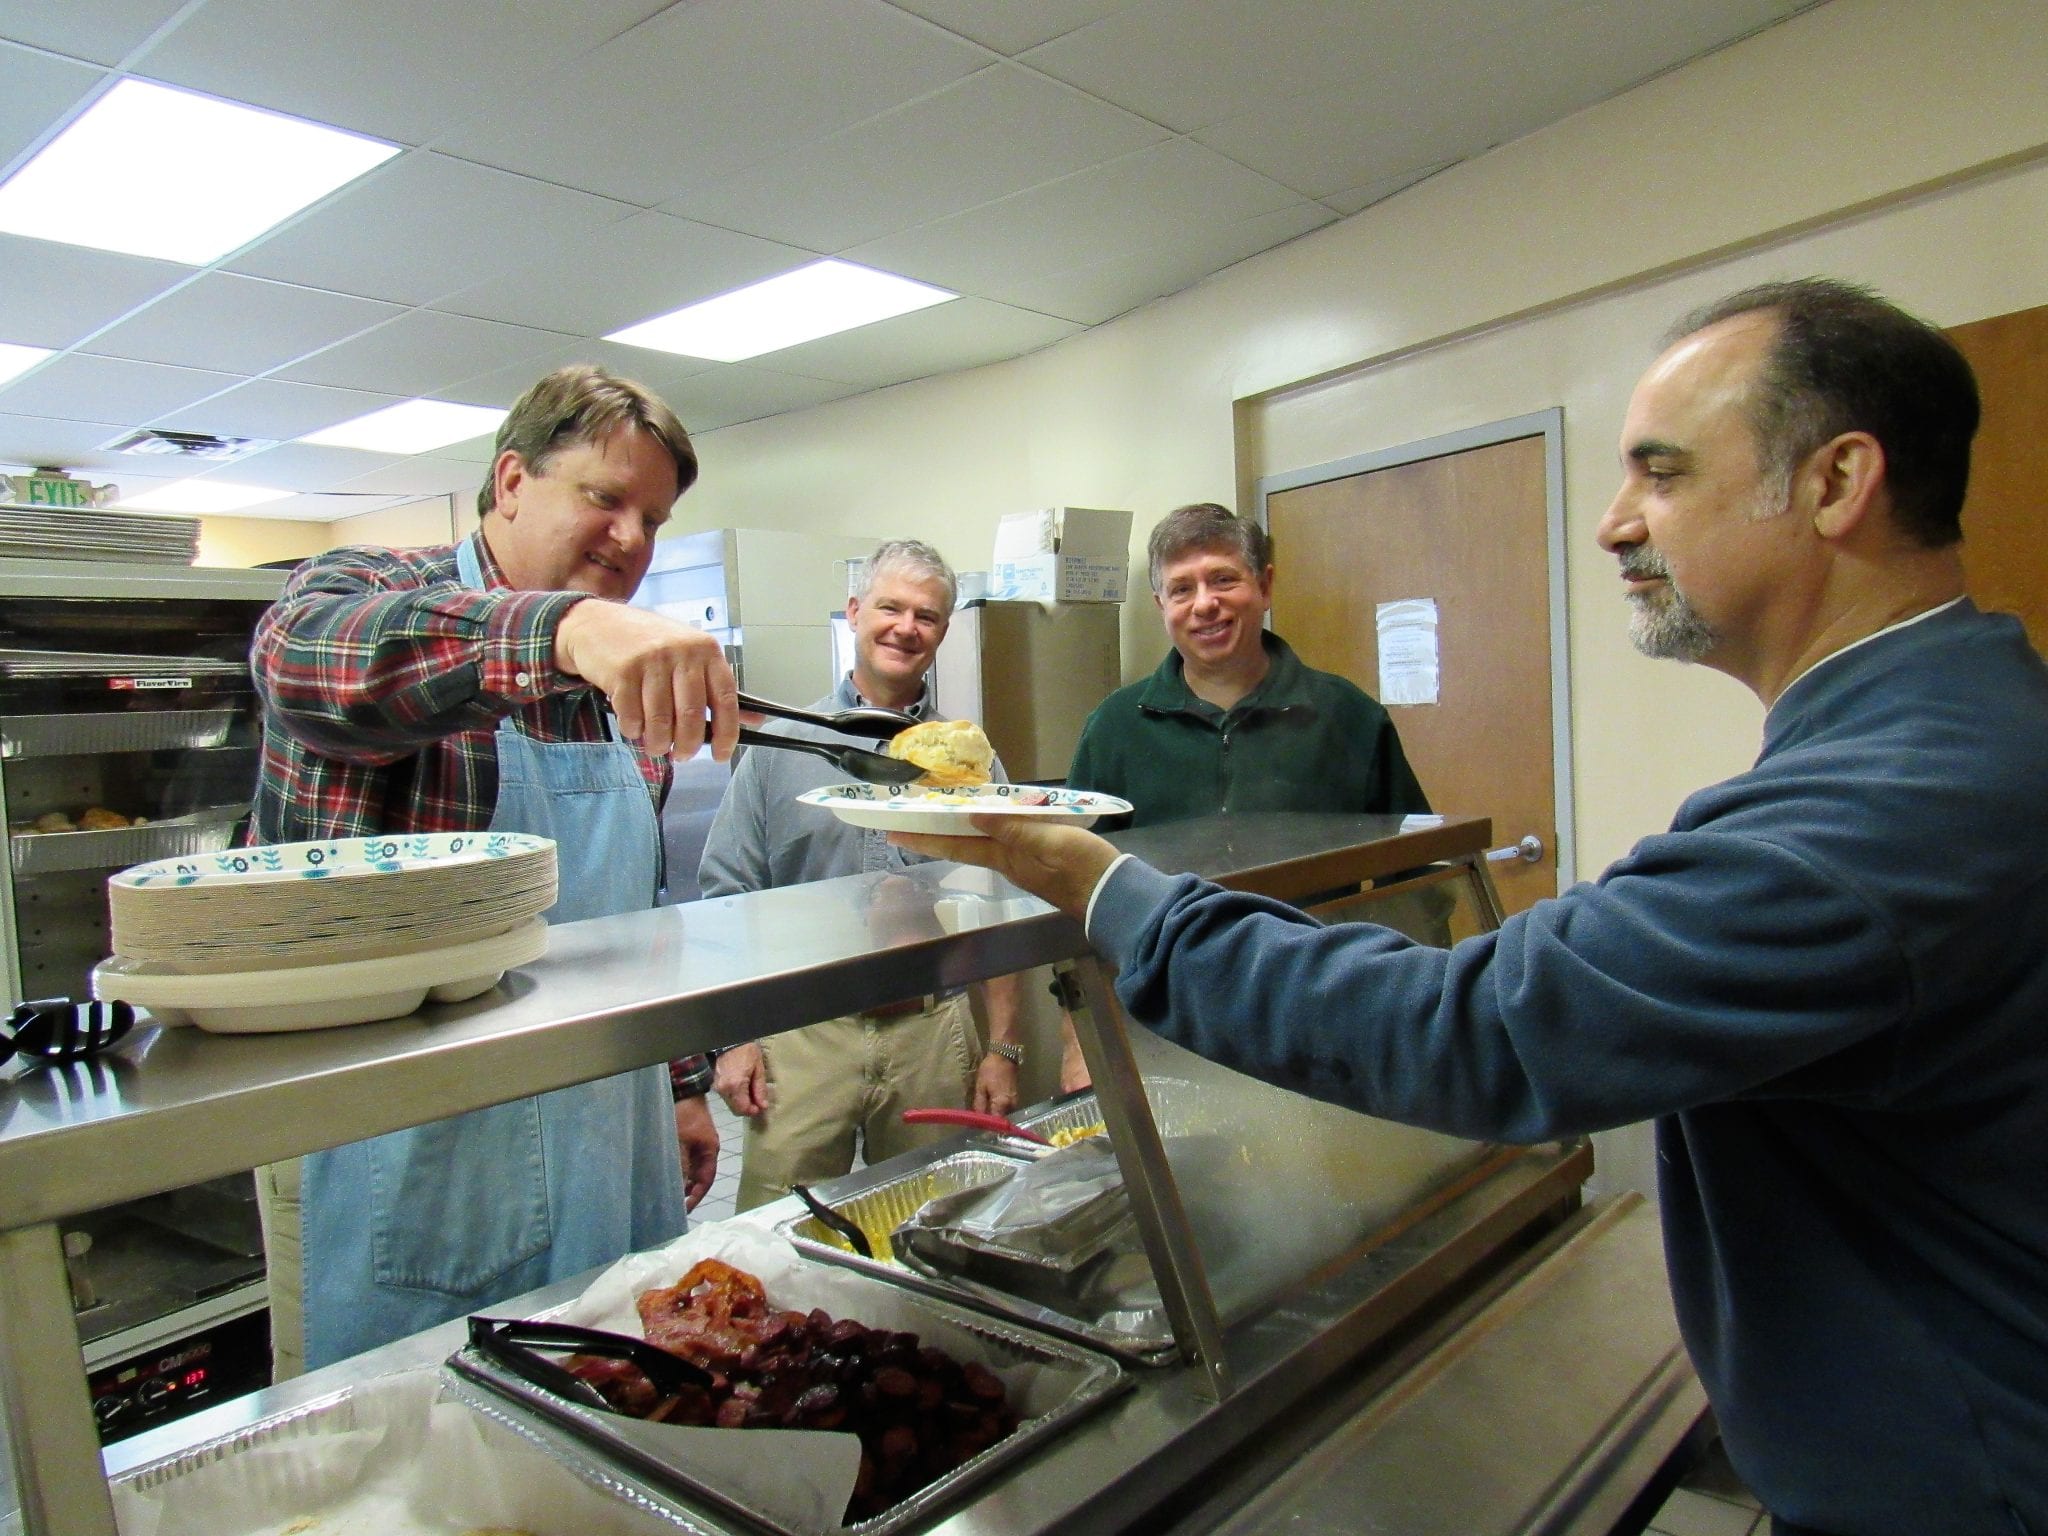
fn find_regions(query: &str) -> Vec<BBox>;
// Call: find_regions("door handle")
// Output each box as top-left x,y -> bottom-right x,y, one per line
1486,834 -> 1545,864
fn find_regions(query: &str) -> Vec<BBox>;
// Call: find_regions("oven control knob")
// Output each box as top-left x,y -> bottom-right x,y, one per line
93,1392 -> 133,1427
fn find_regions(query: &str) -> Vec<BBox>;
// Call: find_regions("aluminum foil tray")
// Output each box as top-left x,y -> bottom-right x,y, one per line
1014,1080 -> 1202,1145
1,707 -> 234,760
1015,1097 -> 1111,1147
445,1285 -> 1129,1536
776,1148 -> 1179,1364
9,804 -> 242,877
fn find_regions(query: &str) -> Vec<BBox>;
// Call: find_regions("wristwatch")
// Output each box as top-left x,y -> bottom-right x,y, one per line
985,1040 -> 1024,1066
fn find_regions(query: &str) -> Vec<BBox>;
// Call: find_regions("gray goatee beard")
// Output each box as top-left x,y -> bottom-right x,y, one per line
1620,548 -> 1719,662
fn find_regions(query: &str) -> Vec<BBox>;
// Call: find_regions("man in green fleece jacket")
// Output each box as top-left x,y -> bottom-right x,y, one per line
1058,502 -> 1435,1089
1066,502 -> 1430,829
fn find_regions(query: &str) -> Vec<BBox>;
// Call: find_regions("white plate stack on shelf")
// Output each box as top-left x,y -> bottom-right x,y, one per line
92,832 -> 558,1032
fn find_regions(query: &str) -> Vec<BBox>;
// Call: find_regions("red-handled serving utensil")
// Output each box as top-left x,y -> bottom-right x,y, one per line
901,1107 -> 1051,1145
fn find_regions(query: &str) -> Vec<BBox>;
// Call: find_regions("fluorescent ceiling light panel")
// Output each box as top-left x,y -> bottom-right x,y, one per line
119,479 -> 290,514
299,399 -> 505,455
0,79 -> 399,265
0,343 -> 53,388
607,259 -> 957,362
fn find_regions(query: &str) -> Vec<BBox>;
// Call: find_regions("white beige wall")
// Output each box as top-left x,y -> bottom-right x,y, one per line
195,514 -> 334,569
196,494 -> 459,567
330,493 -> 462,550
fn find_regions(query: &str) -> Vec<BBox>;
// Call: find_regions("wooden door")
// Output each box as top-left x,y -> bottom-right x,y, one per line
1267,434 -> 1558,914
1947,304 -> 2048,656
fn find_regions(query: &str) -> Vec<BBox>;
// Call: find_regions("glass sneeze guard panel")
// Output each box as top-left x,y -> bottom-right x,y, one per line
1048,819 -> 1521,1396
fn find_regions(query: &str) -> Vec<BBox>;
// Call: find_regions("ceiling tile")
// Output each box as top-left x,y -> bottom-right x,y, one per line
87,274 -> 404,377
221,492 -> 399,524
0,1 -> 191,67
152,377 -> 400,441
226,152 -> 640,308
0,352 -> 243,427
1015,0 -> 1436,132
0,234 -> 191,349
847,139 -> 1305,296
98,466 -> 360,521
426,431 -> 500,467
332,455 -> 486,499
0,410 -> 136,473
763,299 -> 1082,388
1192,56 -> 1496,199
123,0 -> 673,144
439,340 -> 719,424
277,310 -> 572,397
197,440 -> 406,493
670,65 -> 1168,252
1322,163 -> 1453,219
882,0 -> 1139,56
436,0 -> 990,206
0,0 -> 1819,521
0,43 -> 102,169
432,211 -> 810,338
1477,0 -> 1813,135
992,202 -> 1335,325
649,367 -> 867,435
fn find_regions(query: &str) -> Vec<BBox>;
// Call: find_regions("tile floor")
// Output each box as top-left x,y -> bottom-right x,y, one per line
690,1092 -> 1769,1536
1645,1440 -> 1768,1535
689,1089 -> 746,1225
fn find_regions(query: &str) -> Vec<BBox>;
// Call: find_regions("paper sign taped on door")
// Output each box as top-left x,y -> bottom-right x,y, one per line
1376,598 -> 1439,706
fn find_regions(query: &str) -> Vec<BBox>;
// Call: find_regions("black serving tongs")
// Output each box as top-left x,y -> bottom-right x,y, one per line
465,1315 -> 713,1412
792,1182 -> 875,1258
3,998 -> 133,1069
738,690 -> 916,741
736,726 -> 926,786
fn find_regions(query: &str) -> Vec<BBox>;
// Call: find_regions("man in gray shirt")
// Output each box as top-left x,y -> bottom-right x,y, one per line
700,539 -> 1025,1210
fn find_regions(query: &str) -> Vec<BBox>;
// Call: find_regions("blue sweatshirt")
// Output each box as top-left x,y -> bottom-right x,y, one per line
1089,599 -> 2048,1536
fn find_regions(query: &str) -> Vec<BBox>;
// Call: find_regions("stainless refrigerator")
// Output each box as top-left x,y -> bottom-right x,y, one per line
836,599 -> 1124,783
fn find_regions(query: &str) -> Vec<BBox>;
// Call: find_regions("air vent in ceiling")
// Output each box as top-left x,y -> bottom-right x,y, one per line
101,428 -> 277,462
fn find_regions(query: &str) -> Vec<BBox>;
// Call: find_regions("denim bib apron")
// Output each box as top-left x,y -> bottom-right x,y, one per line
299,542 -> 687,1367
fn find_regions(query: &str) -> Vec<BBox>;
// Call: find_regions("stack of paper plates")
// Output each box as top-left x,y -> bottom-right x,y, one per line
108,832 -> 557,975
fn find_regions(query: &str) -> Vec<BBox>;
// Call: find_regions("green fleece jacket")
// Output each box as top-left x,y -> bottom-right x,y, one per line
1065,632 -> 1429,828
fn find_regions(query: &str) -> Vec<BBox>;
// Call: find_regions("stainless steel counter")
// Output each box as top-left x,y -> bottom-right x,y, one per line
95,1161 -> 1696,1536
0,813 -> 1702,1535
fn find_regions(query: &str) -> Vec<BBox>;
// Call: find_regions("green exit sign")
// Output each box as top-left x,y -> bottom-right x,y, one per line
25,475 -> 92,508
3,472 -> 114,509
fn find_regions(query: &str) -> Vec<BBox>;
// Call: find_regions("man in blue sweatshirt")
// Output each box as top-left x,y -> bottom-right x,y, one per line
897,279 -> 2048,1536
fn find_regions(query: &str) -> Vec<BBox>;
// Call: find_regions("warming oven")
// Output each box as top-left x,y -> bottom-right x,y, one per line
0,557 -> 285,1450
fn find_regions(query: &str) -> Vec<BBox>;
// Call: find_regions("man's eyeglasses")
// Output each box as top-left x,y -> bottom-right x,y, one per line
2,998 -> 134,1068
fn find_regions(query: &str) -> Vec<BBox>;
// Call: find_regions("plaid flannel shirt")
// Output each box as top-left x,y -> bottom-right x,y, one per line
248,532 -> 713,1098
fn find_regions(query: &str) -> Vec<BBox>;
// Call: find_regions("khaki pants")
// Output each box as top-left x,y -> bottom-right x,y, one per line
254,1159 -> 304,1381
735,994 -> 978,1212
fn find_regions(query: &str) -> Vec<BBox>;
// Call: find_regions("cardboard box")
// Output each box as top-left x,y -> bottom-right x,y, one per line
991,507 -> 1132,602
993,506 -> 1132,560
989,553 -> 1129,604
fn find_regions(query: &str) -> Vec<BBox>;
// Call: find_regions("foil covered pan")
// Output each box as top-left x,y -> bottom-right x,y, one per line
775,1148 -> 1181,1363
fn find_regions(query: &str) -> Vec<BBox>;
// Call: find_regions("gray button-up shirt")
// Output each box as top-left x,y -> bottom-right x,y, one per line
697,675 -> 1008,896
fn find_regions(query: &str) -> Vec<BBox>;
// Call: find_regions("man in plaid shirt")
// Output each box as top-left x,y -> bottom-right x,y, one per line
251,365 -> 741,1370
